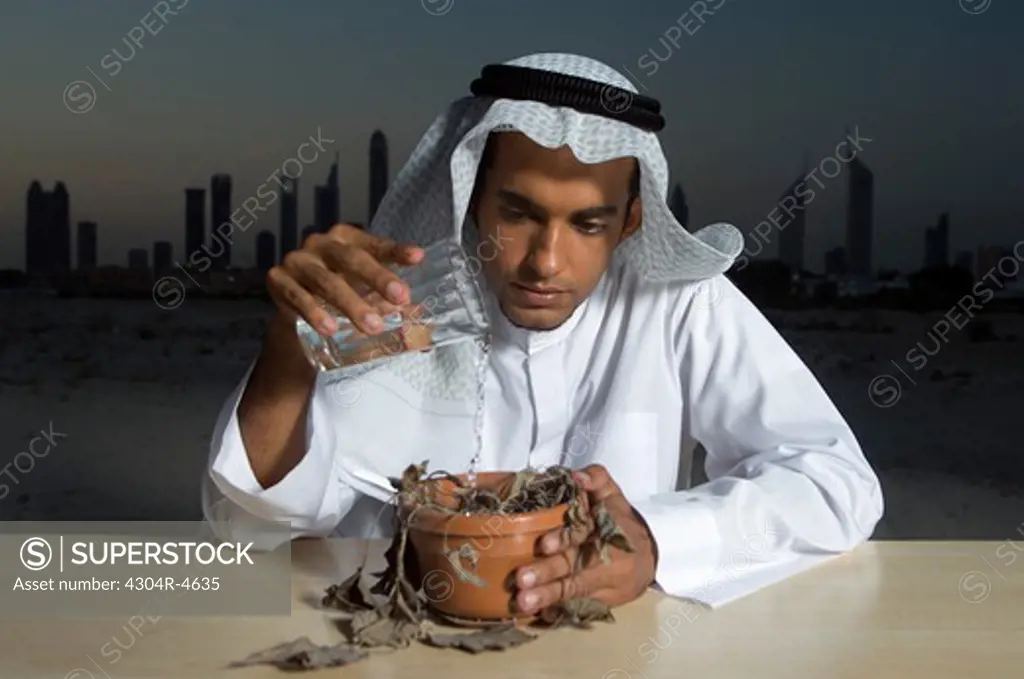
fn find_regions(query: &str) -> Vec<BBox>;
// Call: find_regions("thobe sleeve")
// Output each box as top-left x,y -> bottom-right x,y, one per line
201,361 -> 360,548
629,274 -> 883,605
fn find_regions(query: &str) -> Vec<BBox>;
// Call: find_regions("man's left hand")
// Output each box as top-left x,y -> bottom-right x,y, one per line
513,464 -> 659,615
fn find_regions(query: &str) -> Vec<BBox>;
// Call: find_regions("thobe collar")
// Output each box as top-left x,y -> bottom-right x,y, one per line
481,273 -> 595,356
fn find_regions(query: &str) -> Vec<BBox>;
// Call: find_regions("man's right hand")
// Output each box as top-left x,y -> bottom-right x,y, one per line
266,223 -> 424,337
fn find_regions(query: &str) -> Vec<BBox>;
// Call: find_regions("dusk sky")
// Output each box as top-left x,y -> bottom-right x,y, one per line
1,0 -> 1021,273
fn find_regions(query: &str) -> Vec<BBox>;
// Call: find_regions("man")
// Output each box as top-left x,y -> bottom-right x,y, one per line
203,53 -> 883,615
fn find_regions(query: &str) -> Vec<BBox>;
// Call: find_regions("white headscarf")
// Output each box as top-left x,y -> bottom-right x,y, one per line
334,52 -> 743,406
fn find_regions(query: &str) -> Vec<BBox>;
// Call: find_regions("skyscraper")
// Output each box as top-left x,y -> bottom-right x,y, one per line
24,181 -> 71,276
844,155 -> 874,277
924,212 -> 950,268
185,188 -> 205,261
25,181 -> 47,276
279,176 -> 298,262
256,230 -> 276,272
315,153 -> 340,232
369,130 -> 388,226
153,241 -> 173,272
777,173 -> 807,272
128,248 -> 148,270
50,182 -> 71,274
77,221 -> 97,271
210,174 -> 232,270
668,182 -> 688,228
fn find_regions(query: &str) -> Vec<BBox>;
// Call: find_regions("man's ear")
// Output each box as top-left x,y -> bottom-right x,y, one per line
619,196 -> 642,242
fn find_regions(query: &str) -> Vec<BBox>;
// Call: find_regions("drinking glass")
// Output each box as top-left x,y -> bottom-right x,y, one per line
295,237 -> 490,374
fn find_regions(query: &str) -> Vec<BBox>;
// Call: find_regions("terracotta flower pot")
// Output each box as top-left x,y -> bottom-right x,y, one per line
405,471 -> 568,625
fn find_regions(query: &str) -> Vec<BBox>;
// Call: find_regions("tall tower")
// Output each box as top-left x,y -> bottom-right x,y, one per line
256,230 -> 276,272
25,181 -> 71,276
185,188 -> 205,261
844,155 -> 874,278
210,174 -> 232,270
279,176 -> 298,262
25,181 -> 47,276
50,182 -> 71,274
369,130 -> 389,226
314,153 -> 340,232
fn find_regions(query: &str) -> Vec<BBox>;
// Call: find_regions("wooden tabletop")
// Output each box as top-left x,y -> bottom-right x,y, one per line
3,539 -> 1022,678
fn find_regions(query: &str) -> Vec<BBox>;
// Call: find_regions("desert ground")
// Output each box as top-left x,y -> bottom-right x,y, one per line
0,295 -> 1021,539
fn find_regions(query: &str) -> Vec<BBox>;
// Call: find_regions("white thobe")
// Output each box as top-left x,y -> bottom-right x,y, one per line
202,258 -> 883,606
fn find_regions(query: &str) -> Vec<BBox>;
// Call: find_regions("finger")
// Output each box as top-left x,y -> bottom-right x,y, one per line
535,519 -> 589,558
285,256 -> 384,336
319,241 -> 410,305
330,226 -> 424,267
516,565 -> 613,614
366,297 -> 428,326
266,265 -> 337,335
516,546 -> 578,590
577,464 -> 623,503
360,233 -> 425,266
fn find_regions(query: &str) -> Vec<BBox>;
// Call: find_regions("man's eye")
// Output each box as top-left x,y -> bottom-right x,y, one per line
499,208 -> 529,222
578,223 -> 607,234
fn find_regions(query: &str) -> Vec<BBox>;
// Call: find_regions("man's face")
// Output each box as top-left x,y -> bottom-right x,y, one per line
473,133 -> 642,331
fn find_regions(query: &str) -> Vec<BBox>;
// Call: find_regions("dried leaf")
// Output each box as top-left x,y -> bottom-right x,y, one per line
397,461 -> 429,492
334,606 -> 422,649
371,513 -> 423,601
230,637 -> 368,670
322,566 -> 378,611
446,544 -> 488,588
540,597 -> 615,629
565,597 -> 615,623
395,587 -> 422,623
423,626 -> 538,654
562,492 -> 593,545
497,471 -> 534,512
399,574 -> 422,616
593,501 -> 635,563
349,608 -> 384,633
354,614 -> 422,649
369,566 -> 394,596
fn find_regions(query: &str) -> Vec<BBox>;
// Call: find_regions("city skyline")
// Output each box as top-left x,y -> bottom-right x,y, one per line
23,131 -> 385,275
2,1 -> 1021,272
21,135 -> 1013,281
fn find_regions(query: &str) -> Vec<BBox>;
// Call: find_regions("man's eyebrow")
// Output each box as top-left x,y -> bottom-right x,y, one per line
570,205 -> 619,221
497,189 -> 539,211
497,189 -> 619,221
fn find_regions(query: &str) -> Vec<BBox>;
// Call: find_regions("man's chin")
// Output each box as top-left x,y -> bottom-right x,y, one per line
500,304 -> 571,331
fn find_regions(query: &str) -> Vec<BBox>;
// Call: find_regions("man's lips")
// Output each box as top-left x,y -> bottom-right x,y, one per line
509,282 -> 568,306
512,282 -> 567,294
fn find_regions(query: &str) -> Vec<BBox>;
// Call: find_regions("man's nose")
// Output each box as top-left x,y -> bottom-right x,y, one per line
527,226 -> 565,277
